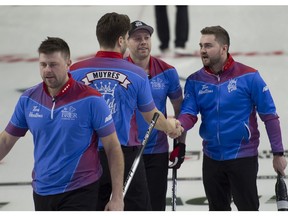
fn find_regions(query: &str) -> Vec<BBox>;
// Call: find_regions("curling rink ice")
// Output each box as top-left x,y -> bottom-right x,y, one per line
1,4 -> 288,212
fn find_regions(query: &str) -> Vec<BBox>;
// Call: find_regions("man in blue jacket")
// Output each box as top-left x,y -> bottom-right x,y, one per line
0,37 -> 124,211
178,25 -> 287,211
70,12 -> 183,211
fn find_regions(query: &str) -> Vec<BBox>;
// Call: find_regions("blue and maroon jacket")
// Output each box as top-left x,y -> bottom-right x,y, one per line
178,54 -> 284,160
70,51 -> 155,148
5,75 -> 115,195
127,55 -> 182,154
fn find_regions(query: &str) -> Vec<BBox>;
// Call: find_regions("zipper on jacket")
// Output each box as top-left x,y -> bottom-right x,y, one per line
51,97 -> 55,119
216,75 -> 223,159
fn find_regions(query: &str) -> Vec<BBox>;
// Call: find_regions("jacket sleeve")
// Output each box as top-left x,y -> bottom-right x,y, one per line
252,72 -> 284,153
178,78 -> 198,131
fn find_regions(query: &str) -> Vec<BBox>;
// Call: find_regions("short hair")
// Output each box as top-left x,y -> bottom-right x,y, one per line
201,26 -> 230,50
38,37 -> 70,60
96,12 -> 130,49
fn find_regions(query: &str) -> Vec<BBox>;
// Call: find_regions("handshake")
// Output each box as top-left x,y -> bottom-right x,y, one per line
165,117 -> 184,139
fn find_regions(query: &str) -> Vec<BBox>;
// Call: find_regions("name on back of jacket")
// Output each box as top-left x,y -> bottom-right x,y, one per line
82,70 -> 130,88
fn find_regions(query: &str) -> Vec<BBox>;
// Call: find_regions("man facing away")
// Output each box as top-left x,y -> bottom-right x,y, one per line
70,12 -> 183,211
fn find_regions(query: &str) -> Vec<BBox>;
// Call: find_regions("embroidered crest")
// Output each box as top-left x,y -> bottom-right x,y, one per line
227,78 -> 237,93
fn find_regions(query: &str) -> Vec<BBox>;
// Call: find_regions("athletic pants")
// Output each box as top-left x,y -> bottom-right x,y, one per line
33,181 -> 99,211
202,155 -> 259,211
97,146 -> 152,211
155,5 -> 189,50
143,152 -> 169,211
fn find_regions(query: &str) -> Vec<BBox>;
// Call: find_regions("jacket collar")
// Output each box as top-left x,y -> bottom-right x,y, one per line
43,73 -> 74,98
95,51 -> 123,59
204,53 -> 234,75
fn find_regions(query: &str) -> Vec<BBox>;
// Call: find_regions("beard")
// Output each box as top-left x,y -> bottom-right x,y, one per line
202,55 -> 221,68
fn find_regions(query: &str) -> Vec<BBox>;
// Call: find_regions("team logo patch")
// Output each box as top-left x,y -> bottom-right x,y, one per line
150,78 -> 165,90
227,78 -> 237,93
61,106 -> 77,120
135,21 -> 144,27
95,82 -> 117,115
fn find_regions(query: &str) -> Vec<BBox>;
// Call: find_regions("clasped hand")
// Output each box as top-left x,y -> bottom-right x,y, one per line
166,117 -> 184,139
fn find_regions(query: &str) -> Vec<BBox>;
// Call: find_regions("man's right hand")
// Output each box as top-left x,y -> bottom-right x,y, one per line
166,117 -> 183,139
104,196 -> 124,211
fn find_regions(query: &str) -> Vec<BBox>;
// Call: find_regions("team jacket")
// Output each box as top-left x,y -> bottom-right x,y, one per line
5,75 -> 115,195
127,56 -> 182,154
178,54 -> 284,160
70,51 -> 155,147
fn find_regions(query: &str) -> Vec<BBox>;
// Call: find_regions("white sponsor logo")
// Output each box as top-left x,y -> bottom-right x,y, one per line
198,85 -> 213,95
29,106 -> 43,118
29,112 -> 43,118
61,106 -> 77,120
105,114 -> 112,123
263,85 -> 269,92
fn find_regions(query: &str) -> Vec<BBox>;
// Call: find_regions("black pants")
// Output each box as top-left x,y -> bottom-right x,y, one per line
202,155 -> 259,211
143,152 -> 169,211
97,146 -> 151,211
155,5 -> 189,50
33,181 -> 99,211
